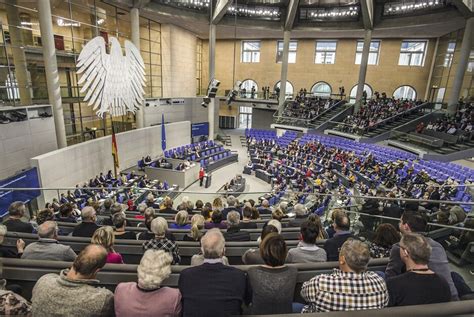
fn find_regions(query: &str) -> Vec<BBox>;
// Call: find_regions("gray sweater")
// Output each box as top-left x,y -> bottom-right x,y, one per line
287,242 -> 327,263
247,266 -> 298,315
385,238 -> 458,300
32,270 -> 114,317
21,238 -> 77,262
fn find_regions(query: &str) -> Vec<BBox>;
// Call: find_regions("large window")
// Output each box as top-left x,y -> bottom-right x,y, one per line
240,79 -> 258,98
241,41 -> 260,63
275,80 -> 294,99
239,106 -> 252,129
311,82 -> 332,97
355,40 -> 381,65
393,86 -> 417,100
443,42 -> 456,68
276,40 -> 297,63
349,83 -> 373,103
315,41 -> 337,64
398,40 -> 427,66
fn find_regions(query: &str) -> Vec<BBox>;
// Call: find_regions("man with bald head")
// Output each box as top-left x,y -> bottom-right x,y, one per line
178,229 -> 248,316
32,244 -> 114,316
72,206 -> 100,237
323,211 -> 354,261
22,221 -> 76,261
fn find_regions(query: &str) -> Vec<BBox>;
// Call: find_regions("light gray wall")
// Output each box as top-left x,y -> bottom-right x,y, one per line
143,98 -> 208,127
31,121 -> 191,206
0,105 -> 57,179
252,108 -> 276,130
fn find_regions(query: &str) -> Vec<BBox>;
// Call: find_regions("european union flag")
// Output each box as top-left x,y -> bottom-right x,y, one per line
161,113 -> 166,151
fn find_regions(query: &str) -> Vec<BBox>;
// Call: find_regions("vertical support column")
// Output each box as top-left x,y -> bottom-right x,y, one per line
278,30 -> 291,116
424,37 -> 439,101
355,29 -> 372,113
447,17 -> 474,114
6,0 -> 32,105
208,23 -> 216,140
131,7 -> 144,129
37,0 -> 67,148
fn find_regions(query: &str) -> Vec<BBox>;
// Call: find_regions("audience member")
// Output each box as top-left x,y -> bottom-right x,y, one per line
288,204 -> 308,227
367,223 -> 400,258
287,217 -> 327,263
22,221 -> 76,262
3,202 -> 34,233
183,214 -> 205,242
222,196 -> 240,218
92,226 -> 124,264
323,212 -> 353,261
170,210 -> 191,229
204,210 -> 227,229
72,207 -> 100,237
35,208 -> 55,226
301,239 -> 388,312
240,206 -> 258,229
143,217 -> 181,264
242,225 -> 279,265
100,203 -> 125,226
114,250 -> 181,316
387,232 -> 451,307
224,211 -> 250,241
258,199 -> 272,215
137,207 -> 156,240
385,211 -> 458,299
0,224 -> 24,258
112,212 -> 136,240
179,229 -> 248,316
247,233 -> 297,314
134,203 -> 147,220
31,244 -> 114,316
161,196 -> 178,214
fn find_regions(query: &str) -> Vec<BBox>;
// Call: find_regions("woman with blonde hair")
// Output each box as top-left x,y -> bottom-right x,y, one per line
170,210 -> 191,230
183,214 -> 205,241
91,226 -> 124,264
212,197 -> 223,211
114,250 -> 181,316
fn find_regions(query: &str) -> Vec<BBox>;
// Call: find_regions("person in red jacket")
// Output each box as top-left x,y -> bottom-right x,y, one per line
199,168 -> 205,187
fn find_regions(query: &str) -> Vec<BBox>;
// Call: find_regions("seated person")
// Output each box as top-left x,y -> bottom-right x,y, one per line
183,215 -> 205,242
387,232 -> 451,306
323,211 -> 353,261
170,210 -> 191,230
242,225 -> 279,265
22,221 -> 76,262
112,213 -> 137,240
204,210 -> 227,230
72,207 -> 100,238
114,250 -> 182,316
288,204 -> 308,228
92,226 -> 124,264
287,217 -> 327,263
161,197 -> 178,214
178,229 -> 247,316
239,206 -> 258,229
247,233 -> 297,314
3,201 -> 34,233
367,223 -> 400,258
223,211 -> 250,242
143,217 -> 181,264
301,239 -> 388,312
56,203 -> 78,223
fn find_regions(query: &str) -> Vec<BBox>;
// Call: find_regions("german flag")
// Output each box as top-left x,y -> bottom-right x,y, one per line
112,123 -> 119,170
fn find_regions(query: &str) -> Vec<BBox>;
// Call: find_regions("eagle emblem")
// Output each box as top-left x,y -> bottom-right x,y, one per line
77,36 -> 146,118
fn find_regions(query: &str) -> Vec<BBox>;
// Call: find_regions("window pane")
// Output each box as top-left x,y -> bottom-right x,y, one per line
447,42 -> 456,53
394,86 -> 416,100
325,52 -> 335,64
398,53 -> 410,65
370,41 -> 380,51
368,52 -> 378,65
244,41 -> 260,51
410,53 -> 423,66
289,41 -> 298,50
316,41 -> 337,51
312,82 -> 331,97
288,52 -> 296,63
242,52 -> 252,62
315,52 -> 326,64
356,42 -> 364,52
277,41 -> 284,50
355,53 -> 362,64
252,52 -> 260,63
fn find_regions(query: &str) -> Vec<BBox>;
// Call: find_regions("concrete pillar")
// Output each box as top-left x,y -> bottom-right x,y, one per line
278,30 -> 291,116
130,7 -> 144,129
447,17 -> 474,114
37,0 -> 67,148
355,29 -> 372,112
6,0 -> 32,105
208,23 -> 216,140
425,37 -> 439,101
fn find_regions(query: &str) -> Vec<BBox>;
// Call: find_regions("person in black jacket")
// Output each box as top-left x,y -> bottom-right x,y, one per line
0,224 -> 25,258
72,207 -> 100,238
178,229 -> 248,316
224,211 -> 250,241
323,211 -> 353,261
3,202 -> 34,234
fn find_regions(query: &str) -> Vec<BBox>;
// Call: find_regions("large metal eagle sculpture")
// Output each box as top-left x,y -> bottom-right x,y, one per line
77,36 -> 146,118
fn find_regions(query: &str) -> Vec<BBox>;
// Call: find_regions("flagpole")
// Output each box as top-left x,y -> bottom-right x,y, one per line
110,114 -> 118,179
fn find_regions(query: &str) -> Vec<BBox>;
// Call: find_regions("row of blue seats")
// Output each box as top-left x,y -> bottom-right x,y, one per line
199,151 -> 232,167
163,140 -> 216,157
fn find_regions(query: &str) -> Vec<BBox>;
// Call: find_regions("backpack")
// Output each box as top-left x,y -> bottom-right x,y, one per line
0,290 -> 32,316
